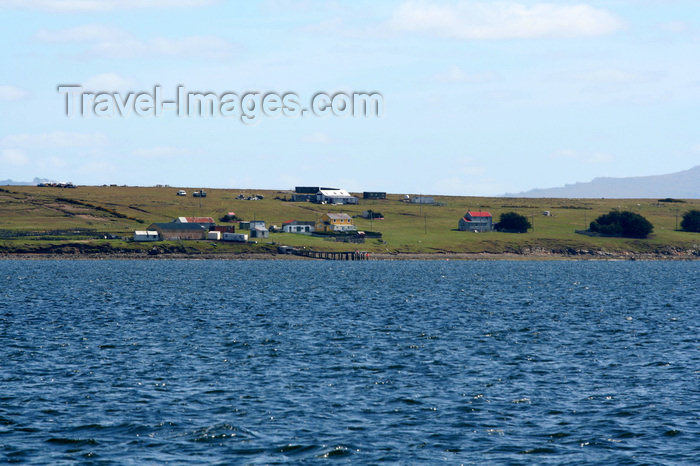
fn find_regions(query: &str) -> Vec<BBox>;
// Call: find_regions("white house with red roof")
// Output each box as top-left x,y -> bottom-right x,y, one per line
459,211 -> 493,232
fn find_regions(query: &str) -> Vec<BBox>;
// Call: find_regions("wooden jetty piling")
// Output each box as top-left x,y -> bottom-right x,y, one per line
278,246 -> 370,261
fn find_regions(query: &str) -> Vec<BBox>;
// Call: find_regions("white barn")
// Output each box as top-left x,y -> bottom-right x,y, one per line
316,189 -> 358,205
133,230 -> 159,242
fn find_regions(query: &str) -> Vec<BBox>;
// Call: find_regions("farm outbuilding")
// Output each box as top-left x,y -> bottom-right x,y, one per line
316,189 -> 359,205
148,222 -> 207,240
250,226 -> 269,238
363,192 -> 386,199
175,217 -> 215,227
133,230 -> 159,242
223,232 -> 248,242
410,196 -> 435,204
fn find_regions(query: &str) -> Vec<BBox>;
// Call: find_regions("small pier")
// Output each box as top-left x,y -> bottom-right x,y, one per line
278,246 -> 370,261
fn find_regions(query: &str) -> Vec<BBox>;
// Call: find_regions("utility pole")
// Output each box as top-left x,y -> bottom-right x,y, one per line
424,213 -> 427,234
675,209 -> 679,230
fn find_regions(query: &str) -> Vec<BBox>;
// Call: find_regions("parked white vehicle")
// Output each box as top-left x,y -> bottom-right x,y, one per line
176,190 -> 187,196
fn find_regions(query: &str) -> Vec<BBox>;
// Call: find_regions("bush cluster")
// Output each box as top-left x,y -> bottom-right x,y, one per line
681,210 -> 700,232
495,212 -> 531,233
590,211 -> 653,238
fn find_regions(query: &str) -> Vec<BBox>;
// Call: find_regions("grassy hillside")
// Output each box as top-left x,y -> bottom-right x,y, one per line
1,185 -> 699,256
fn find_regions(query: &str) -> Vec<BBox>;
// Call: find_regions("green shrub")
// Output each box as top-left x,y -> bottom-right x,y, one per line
680,210 -> 700,232
495,212 -> 531,233
589,211 -> 653,238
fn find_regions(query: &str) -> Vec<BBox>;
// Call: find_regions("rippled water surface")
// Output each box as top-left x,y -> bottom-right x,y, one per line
1,260 -> 698,464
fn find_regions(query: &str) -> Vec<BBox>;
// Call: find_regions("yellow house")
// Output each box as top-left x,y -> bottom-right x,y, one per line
316,213 -> 356,232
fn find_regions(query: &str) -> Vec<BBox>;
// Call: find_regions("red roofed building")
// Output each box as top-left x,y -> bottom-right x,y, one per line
459,211 -> 493,232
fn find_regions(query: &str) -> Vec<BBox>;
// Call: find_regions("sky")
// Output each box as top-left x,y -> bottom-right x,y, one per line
0,0 -> 699,195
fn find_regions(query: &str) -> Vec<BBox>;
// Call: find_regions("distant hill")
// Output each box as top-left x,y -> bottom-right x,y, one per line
0,177 -> 54,186
508,166 -> 700,199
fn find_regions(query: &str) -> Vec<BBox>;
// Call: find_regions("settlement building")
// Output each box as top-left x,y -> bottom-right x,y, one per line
316,213 -> 356,233
175,217 -> 215,227
316,189 -> 359,205
292,186 -> 337,202
458,211 -> 493,232
361,210 -> 384,219
293,186 -> 324,202
410,195 -> 435,204
363,191 -> 386,200
282,220 -> 316,234
133,230 -> 159,242
250,226 -> 269,238
148,222 -> 208,240
223,232 -> 247,242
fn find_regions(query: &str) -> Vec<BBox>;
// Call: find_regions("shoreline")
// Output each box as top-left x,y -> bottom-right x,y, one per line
0,251 -> 697,261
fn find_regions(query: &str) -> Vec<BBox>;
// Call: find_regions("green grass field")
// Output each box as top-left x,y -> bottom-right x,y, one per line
1,185 -> 698,256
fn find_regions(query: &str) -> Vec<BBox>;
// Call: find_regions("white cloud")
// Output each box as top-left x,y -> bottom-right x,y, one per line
0,85 -> 28,101
659,21 -> 688,34
1,131 -> 107,149
37,25 -> 234,59
145,36 -> 233,59
434,65 -> 497,83
551,149 -> 612,164
132,147 -> 193,158
302,132 -> 338,144
37,156 -> 67,170
0,149 -> 28,166
76,161 -> 117,176
36,24 -> 128,43
389,1 -> 623,39
573,69 -> 638,84
82,73 -> 135,91
0,0 -> 219,13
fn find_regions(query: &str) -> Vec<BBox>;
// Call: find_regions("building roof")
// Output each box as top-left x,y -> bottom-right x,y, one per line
283,220 -> 315,225
150,222 -> 207,231
467,211 -> 492,218
318,189 -> 354,197
184,216 -> 215,223
134,230 -> 158,235
325,213 -> 353,220
296,186 -> 339,193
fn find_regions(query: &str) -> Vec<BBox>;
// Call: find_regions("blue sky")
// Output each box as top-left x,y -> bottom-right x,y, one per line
0,0 -> 698,195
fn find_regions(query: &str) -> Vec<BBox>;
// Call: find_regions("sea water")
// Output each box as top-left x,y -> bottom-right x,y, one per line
0,260 -> 698,463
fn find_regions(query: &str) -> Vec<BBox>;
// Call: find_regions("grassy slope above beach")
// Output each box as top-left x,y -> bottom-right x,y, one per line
0,185 -> 698,256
